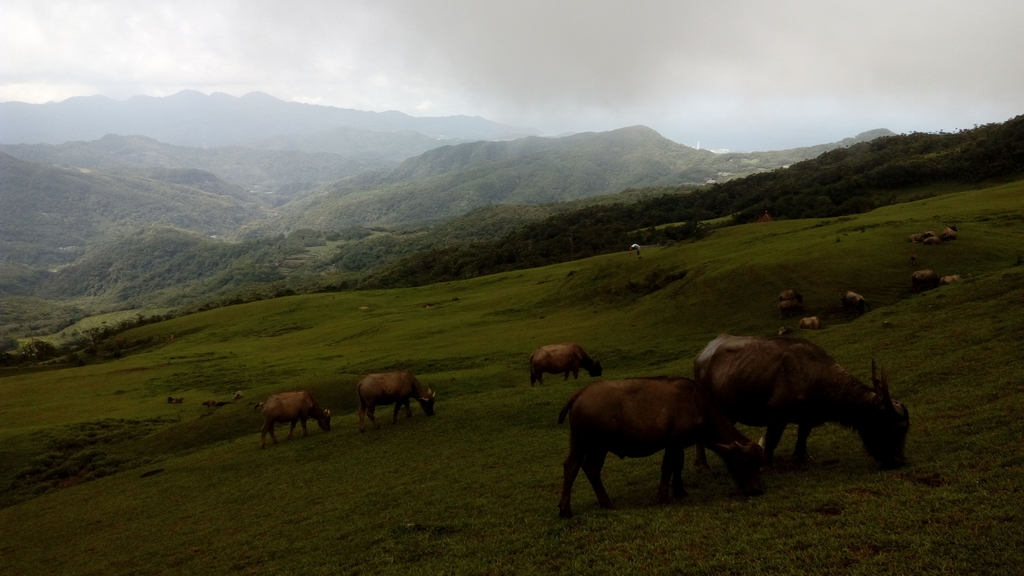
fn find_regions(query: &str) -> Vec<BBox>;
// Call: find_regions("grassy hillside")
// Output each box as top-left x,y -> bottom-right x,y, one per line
0,181 -> 1021,575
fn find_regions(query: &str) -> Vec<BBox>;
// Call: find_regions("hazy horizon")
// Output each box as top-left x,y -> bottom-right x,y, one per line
3,0 -> 1023,151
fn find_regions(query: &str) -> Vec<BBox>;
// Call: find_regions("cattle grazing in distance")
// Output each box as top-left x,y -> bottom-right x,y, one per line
356,371 -> 435,432
840,291 -> 869,314
529,343 -> 602,386
940,226 -> 958,241
939,275 -> 962,286
233,390 -> 244,401
167,397 -> 184,404
912,269 -> 940,292
777,290 -> 804,319
557,377 -> 764,518
202,400 -> 217,410
799,316 -> 821,330
255,391 -> 331,448
693,335 -> 909,470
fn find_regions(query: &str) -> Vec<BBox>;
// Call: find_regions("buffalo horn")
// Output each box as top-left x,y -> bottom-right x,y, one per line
871,360 -> 895,411
713,441 -> 743,452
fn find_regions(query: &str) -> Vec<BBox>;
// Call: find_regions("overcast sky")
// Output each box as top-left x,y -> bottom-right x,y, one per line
3,0 -> 1023,151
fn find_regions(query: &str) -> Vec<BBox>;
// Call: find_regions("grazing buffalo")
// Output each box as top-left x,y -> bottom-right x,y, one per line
529,343 -> 602,386
256,391 -> 331,448
799,316 -> 821,330
557,377 -> 764,518
939,275 -> 962,286
167,397 -> 184,404
912,269 -> 940,292
693,335 -> 909,470
940,226 -> 958,241
840,291 -> 869,314
777,290 -> 804,319
356,371 -> 435,432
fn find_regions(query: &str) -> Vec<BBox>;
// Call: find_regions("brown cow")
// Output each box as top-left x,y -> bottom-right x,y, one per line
922,236 -> 942,245
356,371 -> 435,432
233,390 -> 244,401
256,391 -> 331,448
939,275 -> 962,286
798,316 -> 821,330
940,226 -> 957,241
840,291 -> 869,314
557,377 -> 764,518
777,290 -> 804,319
908,233 -> 924,243
912,269 -> 939,292
693,335 -> 909,469
529,343 -> 602,386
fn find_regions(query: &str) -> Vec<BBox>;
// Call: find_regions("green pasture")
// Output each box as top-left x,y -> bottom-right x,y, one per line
1,181 -> 1022,575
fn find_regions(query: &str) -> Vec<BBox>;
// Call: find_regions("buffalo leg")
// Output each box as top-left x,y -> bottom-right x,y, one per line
358,405 -> 366,432
393,402 -> 402,424
261,422 -> 277,448
361,405 -> 380,430
659,447 -> 685,503
299,417 -> 308,437
405,400 -> 414,418
559,438 -> 583,518
694,444 -> 711,471
581,451 -> 613,510
762,422 -> 787,469
287,419 -> 297,439
793,423 -> 814,463
672,447 -> 687,498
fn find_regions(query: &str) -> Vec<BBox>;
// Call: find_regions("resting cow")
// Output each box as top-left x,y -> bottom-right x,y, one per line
912,269 -> 940,292
939,275 -> 961,286
798,316 -> 821,330
557,377 -> 764,518
529,343 -> 602,386
777,290 -> 804,319
356,371 -> 435,432
256,391 -> 331,448
693,335 -> 909,470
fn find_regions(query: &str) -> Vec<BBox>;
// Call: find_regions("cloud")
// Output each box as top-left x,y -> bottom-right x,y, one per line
2,0 -> 1023,149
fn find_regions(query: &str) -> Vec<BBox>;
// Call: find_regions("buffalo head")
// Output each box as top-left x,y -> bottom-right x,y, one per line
316,409 -> 332,432
586,360 -> 603,378
416,389 -> 437,416
714,440 -> 766,496
858,362 -> 910,468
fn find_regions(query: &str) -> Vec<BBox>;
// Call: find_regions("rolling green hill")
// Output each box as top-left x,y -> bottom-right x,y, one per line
248,126 -> 893,234
0,181 -> 1021,574
0,153 -> 269,269
0,134 -> 386,202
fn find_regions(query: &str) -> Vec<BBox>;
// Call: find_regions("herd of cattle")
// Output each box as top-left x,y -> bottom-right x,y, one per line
247,338 -> 909,518
180,226 -> 960,515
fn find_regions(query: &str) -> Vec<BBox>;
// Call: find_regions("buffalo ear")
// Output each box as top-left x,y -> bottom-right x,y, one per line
872,361 -> 895,409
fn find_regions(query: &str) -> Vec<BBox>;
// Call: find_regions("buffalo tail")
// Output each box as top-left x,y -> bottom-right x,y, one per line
557,387 -> 587,424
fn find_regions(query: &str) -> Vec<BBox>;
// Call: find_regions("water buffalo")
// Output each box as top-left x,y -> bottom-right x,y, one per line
798,316 -> 821,330
256,391 -> 331,448
233,390 -> 244,401
356,371 -> 435,432
777,290 -> 804,319
912,269 -> 940,292
940,226 -> 957,241
693,335 -> 909,470
939,274 -> 961,286
529,343 -> 602,386
202,400 -> 217,410
840,291 -> 869,314
557,377 -> 764,518
908,233 -> 923,243
922,236 -> 942,245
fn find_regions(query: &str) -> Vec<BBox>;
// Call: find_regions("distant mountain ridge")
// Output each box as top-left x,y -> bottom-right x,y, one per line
0,90 -> 538,147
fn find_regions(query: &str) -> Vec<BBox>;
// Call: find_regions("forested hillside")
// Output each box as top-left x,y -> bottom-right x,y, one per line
0,153 -> 268,269
254,125 -> 886,234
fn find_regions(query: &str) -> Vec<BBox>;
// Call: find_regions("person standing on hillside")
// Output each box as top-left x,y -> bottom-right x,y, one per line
629,243 -> 641,258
